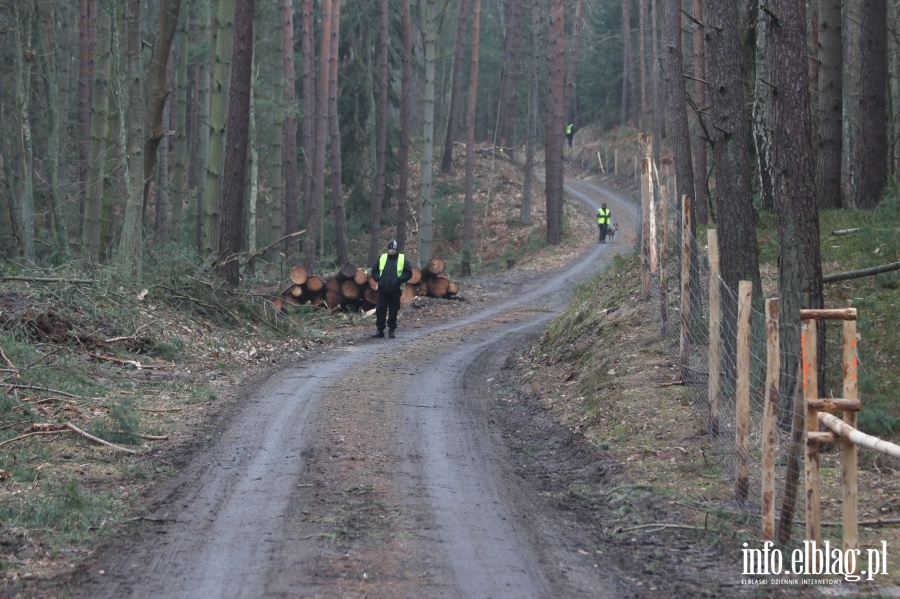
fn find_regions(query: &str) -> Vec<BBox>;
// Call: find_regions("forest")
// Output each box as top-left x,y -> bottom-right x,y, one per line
0,0 -> 897,293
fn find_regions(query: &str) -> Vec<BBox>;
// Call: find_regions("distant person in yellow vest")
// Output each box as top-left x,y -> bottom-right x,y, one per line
371,240 -> 413,338
597,203 -> 611,243
566,122 -> 575,148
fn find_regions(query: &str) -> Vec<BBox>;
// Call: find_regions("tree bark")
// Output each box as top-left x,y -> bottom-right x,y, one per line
440,0 -> 471,174
217,0 -> 255,285
766,0 -> 824,540
366,0 -> 389,265
328,0 -> 349,264
663,0 -> 695,222
691,0 -> 708,223
816,0 -> 842,209
564,0 -> 583,125
282,0 -> 299,264
304,0 -> 331,271
13,1 -> 35,263
396,0 -> 412,251
498,0 -> 523,149
621,0 -> 633,127
853,0 -> 888,208
418,0 -> 437,267
544,0 -> 565,245
461,0 -> 482,276
83,2 -> 111,262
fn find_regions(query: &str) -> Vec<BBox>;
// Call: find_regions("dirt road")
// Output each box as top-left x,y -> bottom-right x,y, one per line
66,182 -> 753,599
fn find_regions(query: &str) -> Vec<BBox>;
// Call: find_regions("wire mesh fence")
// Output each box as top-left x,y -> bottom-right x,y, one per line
641,181 -> 891,545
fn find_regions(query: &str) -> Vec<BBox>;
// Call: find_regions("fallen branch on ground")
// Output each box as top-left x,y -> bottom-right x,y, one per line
63,422 -> 138,454
823,260 -> 900,284
615,522 -> 708,534
0,276 -> 96,285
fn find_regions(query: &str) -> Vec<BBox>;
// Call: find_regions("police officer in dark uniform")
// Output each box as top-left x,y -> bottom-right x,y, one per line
371,240 -> 413,338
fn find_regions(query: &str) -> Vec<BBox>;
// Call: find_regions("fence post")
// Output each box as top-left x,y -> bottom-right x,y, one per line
680,195 -> 693,379
735,281 -> 752,502
842,314 -> 859,554
707,229 -> 721,436
659,186 -> 669,336
641,152 -> 652,301
762,298 -> 780,539
803,319 -> 822,545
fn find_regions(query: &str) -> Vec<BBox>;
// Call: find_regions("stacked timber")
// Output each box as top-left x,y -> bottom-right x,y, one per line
278,258 -> 461,313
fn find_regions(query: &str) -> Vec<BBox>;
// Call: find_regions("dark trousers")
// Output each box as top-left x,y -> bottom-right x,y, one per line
598,223 -> 608,242
375,290 -> 402,331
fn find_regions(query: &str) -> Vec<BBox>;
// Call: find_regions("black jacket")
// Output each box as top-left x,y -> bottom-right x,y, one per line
372,253 -> 413,294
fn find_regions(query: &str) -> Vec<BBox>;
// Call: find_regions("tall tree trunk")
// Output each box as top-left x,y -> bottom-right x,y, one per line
117,0 -> 146,279
638,0 -> 648,129
282,0 -> 299,263
440,0 -> 471,174
195,0 -> 212,253
13,0 -> 35,263
621,0 -> 633,127
367,0 -> 389,264
853,0 -> 888,208
564,0 -> 583,125
842,0 -> 860,203
544,0 -> 565,245
300,0 -> 314,244
171,6 -> 189,245
751,3 -> 776,212
766,0 -> 825,542
142,0 -> 183,216
418,0 -> 437,267
461,0 -> 482,277
39,1 -> 68,257
691,0 -> 708,224
218,0 -> 255,285
651,0 -> 661,168
816,0 -> 842,209
522,0 -> 542,225
83,2 -> 111,262
328,0 -> 349,264
704,0 -> 762,374
77,0 -> 94,237
305,0 -> 331,271
498,0 -> 523,149
204,0 -> 236,257
396,0 -> 412,251
663,0 -> 695,221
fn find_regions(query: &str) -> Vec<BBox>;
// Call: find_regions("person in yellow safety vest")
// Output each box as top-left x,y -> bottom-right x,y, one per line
597,203 -> 611,243
566,122 -> 575,147
370,240 -> 413,338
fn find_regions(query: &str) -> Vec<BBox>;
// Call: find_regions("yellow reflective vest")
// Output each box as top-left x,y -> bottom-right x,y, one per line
597,208 -> 610,225
378,253 -> 406,279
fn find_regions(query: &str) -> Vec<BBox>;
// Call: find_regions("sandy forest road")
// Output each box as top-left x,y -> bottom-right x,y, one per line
66,180 -> 735,599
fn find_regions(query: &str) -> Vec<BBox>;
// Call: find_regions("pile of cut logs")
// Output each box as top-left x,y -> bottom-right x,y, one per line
275,257 -> 460,313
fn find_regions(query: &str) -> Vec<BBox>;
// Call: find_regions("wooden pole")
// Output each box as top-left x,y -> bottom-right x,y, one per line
659,185 -> 669,336
842,317 -> 859,554
734,280 -> 752,502
679,195 -> 693,379
641,151 -> 652,301
707,229 -> 721,436
762,298 -> 780,539
614,148 -> 618,175
803,319 -> 822,545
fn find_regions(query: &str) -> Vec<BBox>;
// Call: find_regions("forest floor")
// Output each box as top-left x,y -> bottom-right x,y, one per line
0,134 -> 897,597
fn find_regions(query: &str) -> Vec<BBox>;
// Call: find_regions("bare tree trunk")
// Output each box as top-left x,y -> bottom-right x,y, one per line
217,0 -> 255,285
304,0 -> 331,271
853,0 -> 888,208
204,0 -> 236,256
564,0 -> 584,126
366,0 -> 388,265
498,0 -> 523,149
142,0 -> 183,217
396,0 -> 412,251
83,2 -> 111,262
13,1 -> 35,263
328,0 -> 349,264
663,0 -> 695,218
545,0 -> 565,245
751,3 -> 776,212
621,0 -> 633,127
816,0 -> 842,209
638,0 -> 648,129
418,0 -> 437,267
765,0 -> 824,542
117,0 -> 146,279
461,0 -> 482,277
440,0 -> 471,174
77,0 -> 94,237
195,0 -> 212,253
300,0 -> 314,245
522,0 -> 542,225
282,0 -> 299,263
691,0 -> 708,224
171,8 -> 189,244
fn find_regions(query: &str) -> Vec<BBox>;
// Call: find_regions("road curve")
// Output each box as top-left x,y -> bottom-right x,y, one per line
73,180 -> 638,599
